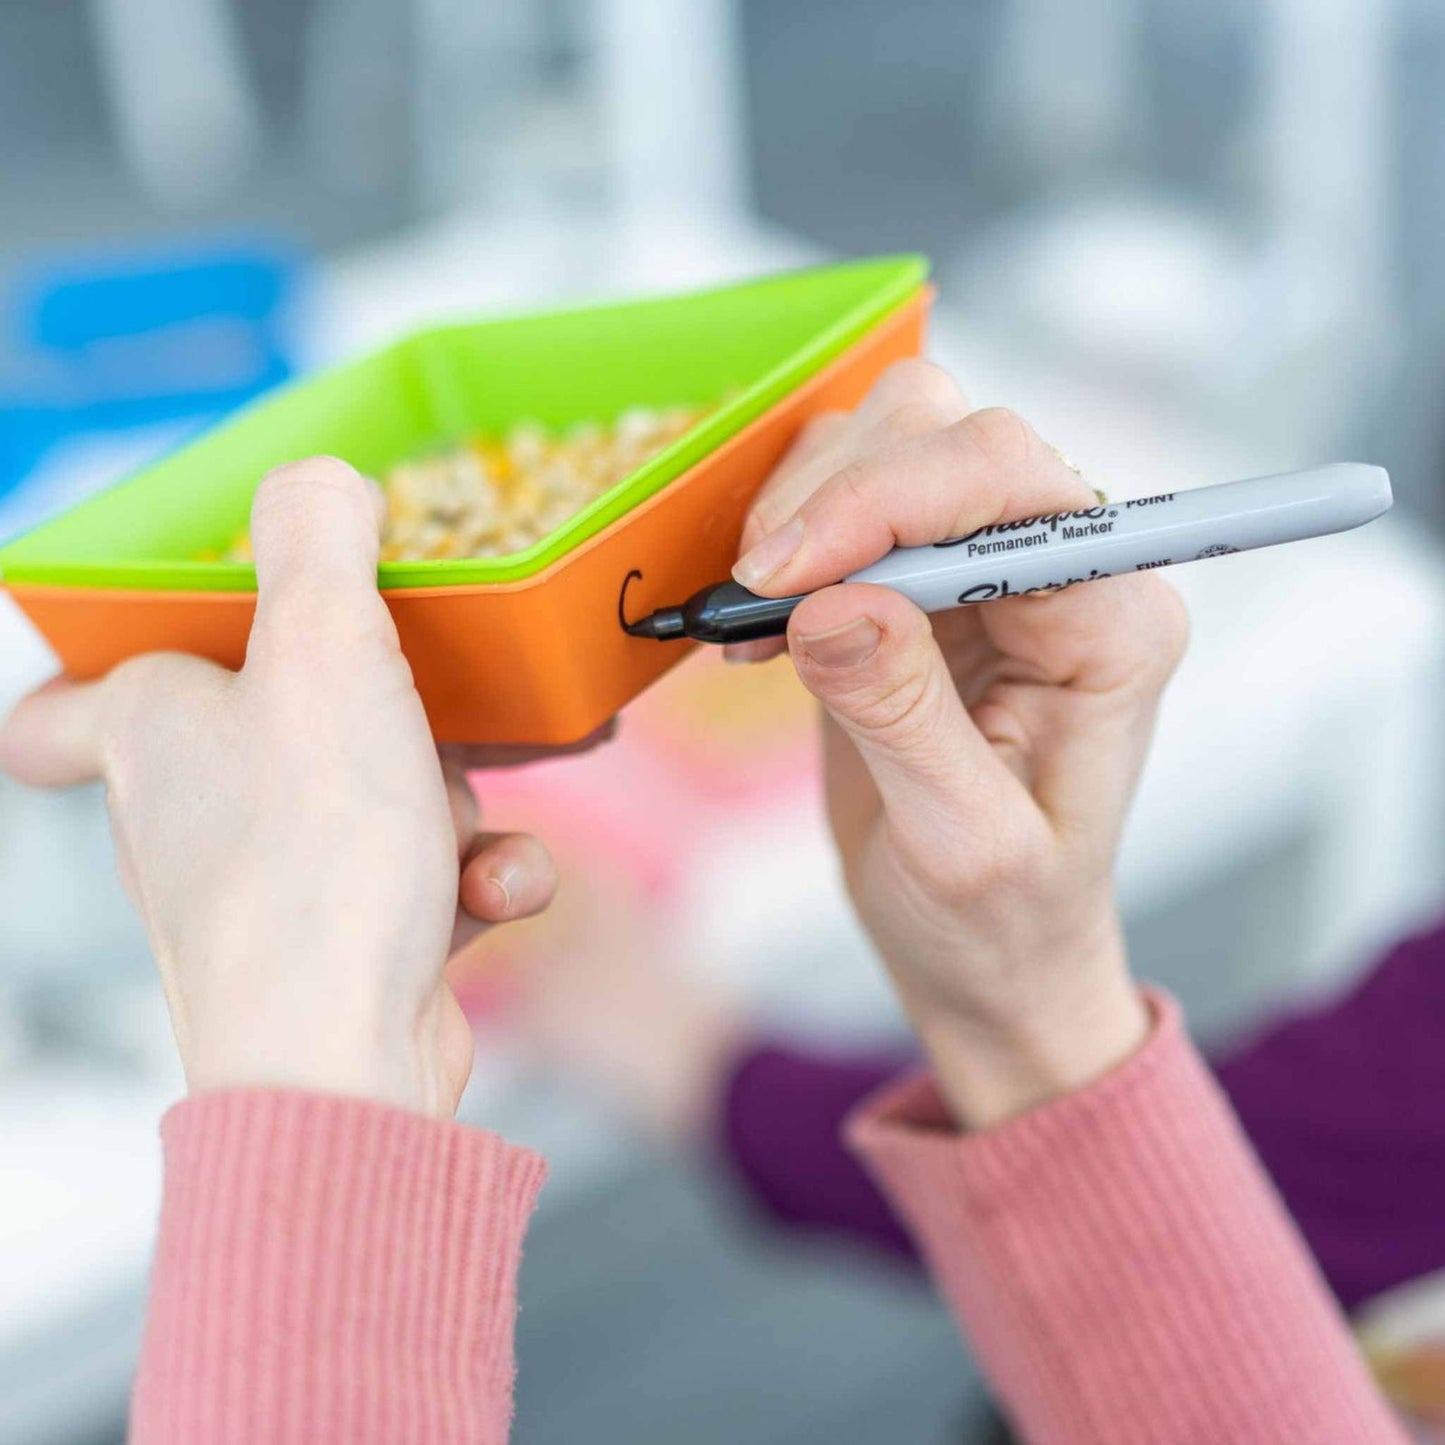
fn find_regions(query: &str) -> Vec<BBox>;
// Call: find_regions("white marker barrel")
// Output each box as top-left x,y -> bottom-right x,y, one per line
847,464 -> 1393,610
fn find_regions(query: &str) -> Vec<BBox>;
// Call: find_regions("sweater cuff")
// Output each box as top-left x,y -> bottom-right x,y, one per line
846,989 -> 1188,1202
845,991 -> 1402,1444
131,1090 -> 546,1445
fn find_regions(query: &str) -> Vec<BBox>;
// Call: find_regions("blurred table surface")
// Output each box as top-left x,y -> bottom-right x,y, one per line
3,203 -> 1444,1441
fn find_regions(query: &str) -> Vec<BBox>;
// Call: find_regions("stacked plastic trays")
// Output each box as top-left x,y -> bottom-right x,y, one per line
0,256 -> 931,743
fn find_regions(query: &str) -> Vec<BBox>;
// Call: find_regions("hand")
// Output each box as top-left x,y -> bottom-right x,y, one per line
0,458 -> 605,1117
731,362 -> 1189,1128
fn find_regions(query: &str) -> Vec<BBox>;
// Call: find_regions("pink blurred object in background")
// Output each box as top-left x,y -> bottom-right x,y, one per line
449,648 -> 818,1021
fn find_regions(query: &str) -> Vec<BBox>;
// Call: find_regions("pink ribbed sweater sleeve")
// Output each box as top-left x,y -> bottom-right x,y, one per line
129,1090 -> 545,1445
847,993 -> 1407,1445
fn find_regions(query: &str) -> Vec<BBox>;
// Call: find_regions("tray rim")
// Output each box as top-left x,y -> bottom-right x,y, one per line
0,257 -> 929,594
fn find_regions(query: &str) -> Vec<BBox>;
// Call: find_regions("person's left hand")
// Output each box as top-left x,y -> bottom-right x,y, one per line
0,457 -> 608,1117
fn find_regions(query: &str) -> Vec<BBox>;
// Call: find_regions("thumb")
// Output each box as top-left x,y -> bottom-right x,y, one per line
0,676 -> 109,788
247,456 -> 386,650
788,584 -> 1018,852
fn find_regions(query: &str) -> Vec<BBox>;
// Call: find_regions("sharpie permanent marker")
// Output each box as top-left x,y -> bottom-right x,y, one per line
625,463 -> 1393,644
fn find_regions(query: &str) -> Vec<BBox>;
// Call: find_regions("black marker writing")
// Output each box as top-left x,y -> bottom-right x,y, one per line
936,506 -> 1112,549
959,569 -> 1111,603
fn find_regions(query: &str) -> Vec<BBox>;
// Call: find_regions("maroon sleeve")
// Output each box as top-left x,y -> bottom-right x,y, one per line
717,1038 -> 919,1262
1214,914 -> 1445,1309
717,915 -> 1445,1312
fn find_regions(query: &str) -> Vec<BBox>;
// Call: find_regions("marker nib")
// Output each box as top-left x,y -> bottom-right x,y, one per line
626,607 -> 686,641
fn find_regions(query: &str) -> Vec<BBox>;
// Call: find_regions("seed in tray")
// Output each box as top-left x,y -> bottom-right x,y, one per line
224,403 -> 708,565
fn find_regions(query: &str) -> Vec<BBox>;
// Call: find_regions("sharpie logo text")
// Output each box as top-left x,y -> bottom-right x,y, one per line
958,570 -> 1112,603
936,506 -> 1113,550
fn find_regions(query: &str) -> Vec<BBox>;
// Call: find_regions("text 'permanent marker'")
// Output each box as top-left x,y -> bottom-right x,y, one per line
623,463 -> 1392,645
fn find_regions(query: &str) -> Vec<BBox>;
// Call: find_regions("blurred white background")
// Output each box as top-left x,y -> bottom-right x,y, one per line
3,2 -> 1445,1441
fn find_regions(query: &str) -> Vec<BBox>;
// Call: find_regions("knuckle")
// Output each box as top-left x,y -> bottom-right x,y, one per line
1158,581 -> 1191,658
837,657 -> 938,745
1107,576 -> 1190,690
797,409 -> 847,447
255,580 -> 396,660
97,655 -> 180,767
102,655 -> 185,736
829,455 -> 876,516
958,406 -> 1038,473
876,399 -> 952,443
106,652 -> 166,699
746,491 -> 799,542
875,357 -> 961,412
310,590 -> 392,651
97,670 -> 144,755
1142,580 -> 1191,679
746,414 -> 850,540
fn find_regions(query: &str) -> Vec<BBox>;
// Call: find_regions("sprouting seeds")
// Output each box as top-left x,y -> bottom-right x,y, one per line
225,404 -> 706,564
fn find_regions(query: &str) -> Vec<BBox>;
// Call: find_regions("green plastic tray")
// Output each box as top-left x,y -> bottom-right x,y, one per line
0,255 -> 928,592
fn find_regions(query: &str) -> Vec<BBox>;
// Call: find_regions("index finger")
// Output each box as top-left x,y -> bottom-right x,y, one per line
0,676 -> 107,787
733,407 -> 1096,597
739,359 -> 971,555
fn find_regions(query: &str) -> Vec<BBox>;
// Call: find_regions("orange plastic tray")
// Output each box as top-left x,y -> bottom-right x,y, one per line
5,291 -> 929,743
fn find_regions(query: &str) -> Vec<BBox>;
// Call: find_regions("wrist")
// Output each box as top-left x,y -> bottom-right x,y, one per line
171,987 -> 447,1117
901,938 -> 1149,1131
182,1030 -> 437,1114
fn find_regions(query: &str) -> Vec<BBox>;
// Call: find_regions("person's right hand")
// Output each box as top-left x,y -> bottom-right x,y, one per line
731,362 -> 1189,1128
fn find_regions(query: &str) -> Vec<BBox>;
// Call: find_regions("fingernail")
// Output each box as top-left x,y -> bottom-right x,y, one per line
733,516 -> 804,590
484,871 -> 514,917
797,616 -> 881,669
723,639 -> 770,665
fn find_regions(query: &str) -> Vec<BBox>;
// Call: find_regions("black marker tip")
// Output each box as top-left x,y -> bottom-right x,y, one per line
626,607 -> 687,641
